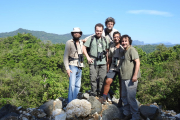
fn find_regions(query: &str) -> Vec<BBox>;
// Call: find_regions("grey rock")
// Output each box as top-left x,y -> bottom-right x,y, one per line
38,112 -> 46,118
88,96 -> 102,114
102,104 -> 122,120
54,99 -> 62,110
82,93 -> 89,100
55,113 -> 66,120
38,99 -> 62,116
117,107 -> 124,119
140,105 -> 159,119
39,100 -> 54,116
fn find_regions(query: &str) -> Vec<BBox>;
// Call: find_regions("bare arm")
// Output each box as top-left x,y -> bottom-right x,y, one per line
107,57 -> 112,73
132,58 -> 140,82
63,41 -> 72,78
83,45 -> 94,64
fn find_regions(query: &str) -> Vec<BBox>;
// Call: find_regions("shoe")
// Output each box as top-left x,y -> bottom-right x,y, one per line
98,97 -> 106,104
121,114 -> 132,120
117,99 -> 123,107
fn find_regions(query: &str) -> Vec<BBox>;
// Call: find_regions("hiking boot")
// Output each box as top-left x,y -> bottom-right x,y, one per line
98,97 -> 106,104
121,114 -> 132,120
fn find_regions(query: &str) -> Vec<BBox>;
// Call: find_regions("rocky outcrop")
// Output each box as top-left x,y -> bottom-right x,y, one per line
1,93 -> 180,120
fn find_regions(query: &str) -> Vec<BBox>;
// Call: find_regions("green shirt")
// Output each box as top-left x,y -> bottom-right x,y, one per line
120,46 -> 141,79
84,36 -> 109,65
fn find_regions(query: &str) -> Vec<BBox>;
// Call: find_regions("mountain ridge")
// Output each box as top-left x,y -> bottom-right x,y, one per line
0,28 -> 178,46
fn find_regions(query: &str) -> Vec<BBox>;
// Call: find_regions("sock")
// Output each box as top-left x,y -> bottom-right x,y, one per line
103,93 -> 107,99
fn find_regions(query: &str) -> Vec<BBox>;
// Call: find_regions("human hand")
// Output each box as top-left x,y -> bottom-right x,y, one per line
66,69 -> 72,78
87,57 -> 94,64
132,75 -> 137,82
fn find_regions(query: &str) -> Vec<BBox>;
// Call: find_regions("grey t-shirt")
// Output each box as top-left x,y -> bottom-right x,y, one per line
120,46 -> 141,79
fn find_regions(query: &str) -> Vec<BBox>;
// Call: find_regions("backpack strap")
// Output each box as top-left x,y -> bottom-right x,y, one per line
102,36 -> 108,50
89,35 -> 94,53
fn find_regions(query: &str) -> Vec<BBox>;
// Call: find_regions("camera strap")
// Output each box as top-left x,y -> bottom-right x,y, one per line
73,40 -> 83,56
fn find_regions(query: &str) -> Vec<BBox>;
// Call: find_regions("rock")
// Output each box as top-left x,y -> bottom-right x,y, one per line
0,104 -> 19,119
30,108 -> 46,119
92,112 -> 101,120
52,109 -> 63,116
82,93 -> 89,100
77,92 -> 90,100
102,104 -> 122,120
0,112 -> 19,120
38,112 -> 46,118
55,113 -> 66,120
38,99 -> 62,116
66,99 -> 91,119
58,98 -> 68,108
88,96 -> 102,114
22,117 -> 29,120
17,106 -> 23,110
54,99 -> 62,110
140,105 -> 159,119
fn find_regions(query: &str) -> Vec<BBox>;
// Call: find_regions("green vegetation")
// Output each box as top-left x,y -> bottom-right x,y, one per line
0,33 -> 180,112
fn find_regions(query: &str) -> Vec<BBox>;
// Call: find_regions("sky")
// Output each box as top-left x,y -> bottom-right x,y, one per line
0,0 -> 180,44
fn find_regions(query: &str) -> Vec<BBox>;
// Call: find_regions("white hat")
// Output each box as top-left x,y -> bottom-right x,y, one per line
71,27 -> 82,34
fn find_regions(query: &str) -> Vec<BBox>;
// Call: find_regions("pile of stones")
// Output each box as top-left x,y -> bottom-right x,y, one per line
0,92 -> 180,120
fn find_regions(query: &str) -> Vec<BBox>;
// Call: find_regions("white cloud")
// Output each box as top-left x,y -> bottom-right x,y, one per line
127,10 -> 173,17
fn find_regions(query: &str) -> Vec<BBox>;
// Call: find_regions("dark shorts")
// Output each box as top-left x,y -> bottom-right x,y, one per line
106,70 -> 120,79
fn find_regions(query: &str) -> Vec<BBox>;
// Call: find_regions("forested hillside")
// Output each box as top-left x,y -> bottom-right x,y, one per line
0,28 -> 90,44
0,33 -> 180,112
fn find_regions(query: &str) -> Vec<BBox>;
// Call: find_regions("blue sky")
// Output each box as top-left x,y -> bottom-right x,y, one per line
0,0 -> 180,44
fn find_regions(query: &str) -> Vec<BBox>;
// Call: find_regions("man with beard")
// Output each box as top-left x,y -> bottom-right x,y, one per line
63,27 -> 84,103
99,32 -> 123,107
83,23 -> 109,97
120,35 -> 141,120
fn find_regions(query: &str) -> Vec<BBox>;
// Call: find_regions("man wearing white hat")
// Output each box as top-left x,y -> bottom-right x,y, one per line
63,27 -> 84,103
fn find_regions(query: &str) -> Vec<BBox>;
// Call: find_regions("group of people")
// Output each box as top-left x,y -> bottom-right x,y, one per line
63,17 -> 141,120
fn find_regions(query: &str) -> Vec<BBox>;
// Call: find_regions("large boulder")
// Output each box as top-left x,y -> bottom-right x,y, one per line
140,105 -> 159,119
102,104 -> 122,120
39,99 -> 62,116
66,99 -> 91,119
88,96 -> 102,114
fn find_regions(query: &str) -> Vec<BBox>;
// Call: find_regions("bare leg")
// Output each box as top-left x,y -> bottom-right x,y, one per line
103,78 -> 113,95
